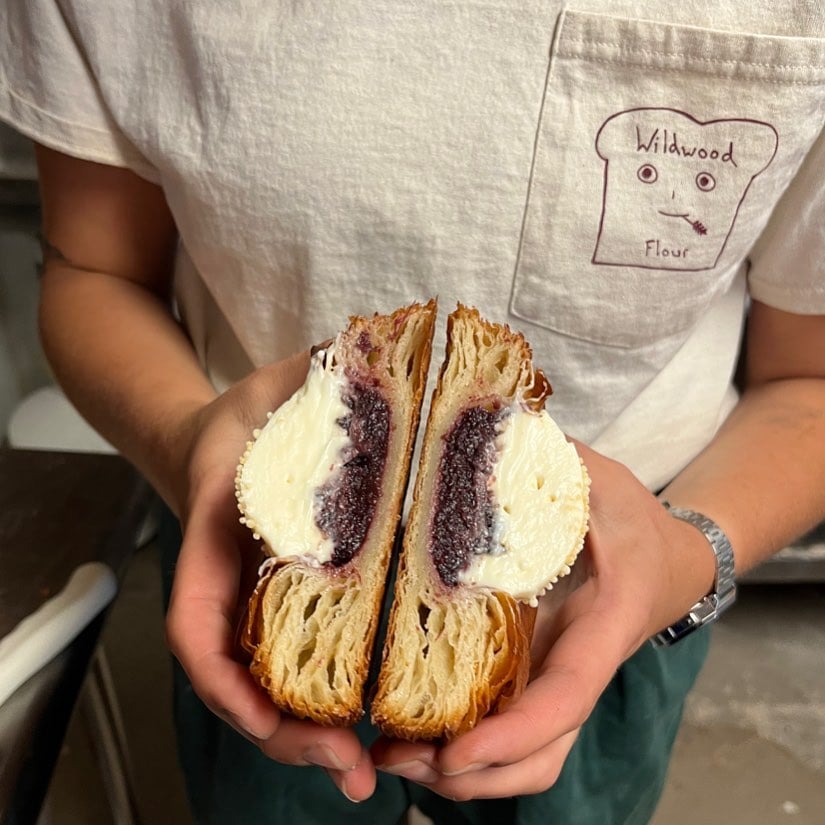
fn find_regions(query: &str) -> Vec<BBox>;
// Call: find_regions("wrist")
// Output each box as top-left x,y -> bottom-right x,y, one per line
134,394 -> 215,518
667,514 -> 717,607
652,503 -> 737,647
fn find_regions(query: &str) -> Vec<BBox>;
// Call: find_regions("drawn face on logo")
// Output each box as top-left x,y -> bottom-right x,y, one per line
592,109 -> 777,271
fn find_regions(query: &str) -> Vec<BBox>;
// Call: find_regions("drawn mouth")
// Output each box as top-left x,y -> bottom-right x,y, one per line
658,211 -> 708,236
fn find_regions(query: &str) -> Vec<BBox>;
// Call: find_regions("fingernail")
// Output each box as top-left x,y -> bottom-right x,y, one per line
379,759 -> 439,784
442,762 -> 486,777
303,743 -> 354,772
324,768 -> 359,803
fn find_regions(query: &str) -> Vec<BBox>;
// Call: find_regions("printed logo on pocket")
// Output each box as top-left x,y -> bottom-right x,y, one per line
592,108 -> 777,271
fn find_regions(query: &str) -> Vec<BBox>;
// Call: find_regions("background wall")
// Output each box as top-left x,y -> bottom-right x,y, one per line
0,124 -> 50,436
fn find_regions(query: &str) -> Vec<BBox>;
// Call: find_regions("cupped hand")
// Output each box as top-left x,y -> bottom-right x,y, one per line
372,441 -> 715,800
164,351 -> 376,801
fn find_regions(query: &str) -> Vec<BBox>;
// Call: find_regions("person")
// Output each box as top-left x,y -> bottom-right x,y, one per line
2,2 -> 824,823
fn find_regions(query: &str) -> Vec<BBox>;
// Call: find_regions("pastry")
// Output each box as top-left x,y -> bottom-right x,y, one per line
371,305 -> 589,741
236,300 -> 436,725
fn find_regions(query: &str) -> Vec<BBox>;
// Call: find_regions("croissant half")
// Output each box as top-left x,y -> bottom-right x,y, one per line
236,300 -> 437,725
371,305 -> 590,741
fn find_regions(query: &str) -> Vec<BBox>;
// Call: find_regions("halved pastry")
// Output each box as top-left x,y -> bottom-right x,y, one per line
372,305 -> 589,741
236,300 -> 436,725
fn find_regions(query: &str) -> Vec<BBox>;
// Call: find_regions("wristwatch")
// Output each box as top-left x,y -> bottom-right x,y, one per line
650,503 -> 737,648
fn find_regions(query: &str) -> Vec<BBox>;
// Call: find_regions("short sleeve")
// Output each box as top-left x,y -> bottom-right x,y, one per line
0,0 -> 159,181
748,124 -> 825,314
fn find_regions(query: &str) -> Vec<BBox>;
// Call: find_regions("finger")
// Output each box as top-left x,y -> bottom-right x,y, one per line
437,730 -> 578,801
371,736 -> 438,768
263,721 -> 376,801
438,580 -> 632,775
384,731 -> 579,802
167,495 -> 279,742
324,746 -> 377,803
261,715 -> 366,769
371,737 -> 441,784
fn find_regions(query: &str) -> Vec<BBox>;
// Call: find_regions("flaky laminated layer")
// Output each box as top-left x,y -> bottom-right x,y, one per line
244,564 -> 369,725
459,404 -> 590,606
235,345 -> 349,564
372,584 -> 534,741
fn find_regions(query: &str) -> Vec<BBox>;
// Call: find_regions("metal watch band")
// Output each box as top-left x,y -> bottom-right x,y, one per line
651,504 -> 737,648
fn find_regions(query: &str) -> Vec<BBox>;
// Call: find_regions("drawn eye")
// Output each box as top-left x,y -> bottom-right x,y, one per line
695,172 -> 716,192
637,164 -> 658,184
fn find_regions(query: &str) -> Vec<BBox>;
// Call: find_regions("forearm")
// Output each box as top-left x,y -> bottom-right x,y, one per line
40,265 -> 217,513
662,377 -> 825,576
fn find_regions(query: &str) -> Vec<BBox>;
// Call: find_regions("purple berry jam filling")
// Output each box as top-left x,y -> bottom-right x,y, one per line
315,382 -> 390,567
430,405 -> 504,586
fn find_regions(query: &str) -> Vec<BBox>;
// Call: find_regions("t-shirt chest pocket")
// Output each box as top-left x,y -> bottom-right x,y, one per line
510,10 -> 825,349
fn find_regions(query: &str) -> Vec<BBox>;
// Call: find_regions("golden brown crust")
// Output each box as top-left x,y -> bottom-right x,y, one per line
442,305 -> 552,412
373,590 -> 534,741
239,300 -> 436,726
372,305 -> 560,741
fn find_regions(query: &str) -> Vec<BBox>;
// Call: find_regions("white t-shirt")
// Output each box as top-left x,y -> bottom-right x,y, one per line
2,1 -> 824,490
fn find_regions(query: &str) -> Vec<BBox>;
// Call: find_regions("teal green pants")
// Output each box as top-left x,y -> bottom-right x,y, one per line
159,511 -> 709,825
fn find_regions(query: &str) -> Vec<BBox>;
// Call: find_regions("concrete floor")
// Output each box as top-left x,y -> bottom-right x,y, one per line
652,583 -> 825,825
37,542 -> 825,825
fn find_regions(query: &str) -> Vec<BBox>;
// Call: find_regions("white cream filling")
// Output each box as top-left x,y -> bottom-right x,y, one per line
235,347 -> 351,565
457,405 -> 588,605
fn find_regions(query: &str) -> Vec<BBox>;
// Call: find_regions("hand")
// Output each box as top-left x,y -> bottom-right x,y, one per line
371,441 -> 715,800
164,352 -> 377,802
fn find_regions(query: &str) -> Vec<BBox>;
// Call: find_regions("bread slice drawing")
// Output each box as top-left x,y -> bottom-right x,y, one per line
372,305 -> 589,741
236,300 -> 436,725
